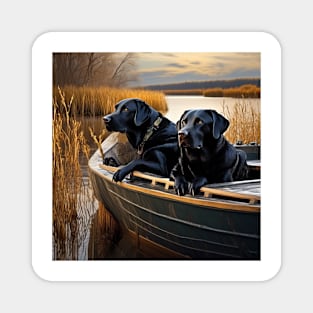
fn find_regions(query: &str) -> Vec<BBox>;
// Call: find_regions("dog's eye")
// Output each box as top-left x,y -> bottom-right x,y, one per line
196,119 -> 203,125
122,107 -> 129,112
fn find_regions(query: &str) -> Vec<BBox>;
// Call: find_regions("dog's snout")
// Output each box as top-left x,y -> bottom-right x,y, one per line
178,129 -> 189,138
103,116 -> 111,124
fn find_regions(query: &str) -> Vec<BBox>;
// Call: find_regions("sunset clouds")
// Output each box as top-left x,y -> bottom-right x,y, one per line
132,52 -> 260,86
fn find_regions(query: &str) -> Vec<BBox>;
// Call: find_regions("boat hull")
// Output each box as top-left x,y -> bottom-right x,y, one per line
89,156 -> 260,260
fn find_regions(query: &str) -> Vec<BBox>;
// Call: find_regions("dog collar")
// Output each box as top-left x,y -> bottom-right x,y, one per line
137,116 -> 163,155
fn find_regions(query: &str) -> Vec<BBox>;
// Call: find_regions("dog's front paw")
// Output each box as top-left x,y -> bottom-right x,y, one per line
174,176 -> 189,196
112,168 -> 128,182
189,177 -> 208,196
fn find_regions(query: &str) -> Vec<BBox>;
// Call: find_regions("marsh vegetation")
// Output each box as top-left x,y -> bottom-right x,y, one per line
52,86 -> 167,259
162,84 -> 260,98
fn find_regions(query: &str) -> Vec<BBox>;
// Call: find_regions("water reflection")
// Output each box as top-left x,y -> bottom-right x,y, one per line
77,116 -> 131,259
88,202 -> 122,259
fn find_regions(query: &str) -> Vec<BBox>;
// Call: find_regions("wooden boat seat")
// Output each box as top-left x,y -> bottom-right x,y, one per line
99,164 -> 260,205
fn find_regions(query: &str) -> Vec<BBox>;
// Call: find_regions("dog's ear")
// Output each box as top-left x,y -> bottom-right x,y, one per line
208,110 -> 229,139
133,99 -> 151,126
176,110 -> 190,130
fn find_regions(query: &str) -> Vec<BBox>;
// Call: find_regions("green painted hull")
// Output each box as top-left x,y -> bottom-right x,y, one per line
89,144 -> 260,260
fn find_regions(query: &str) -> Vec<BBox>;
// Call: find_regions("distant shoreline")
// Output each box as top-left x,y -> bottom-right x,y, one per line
137,77 -> 260,91
163,84 -> 260,98
136,78 -> 260,98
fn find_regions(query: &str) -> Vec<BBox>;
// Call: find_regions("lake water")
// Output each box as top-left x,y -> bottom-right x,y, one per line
165,95 -> 260,123
76,96 -> 260,260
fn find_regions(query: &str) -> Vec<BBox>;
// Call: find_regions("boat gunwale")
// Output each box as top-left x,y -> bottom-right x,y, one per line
89,162 -> 260,213
100,164 -> 260,204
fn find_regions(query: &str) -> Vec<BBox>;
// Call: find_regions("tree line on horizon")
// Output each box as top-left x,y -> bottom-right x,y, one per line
141,78 -> 260,91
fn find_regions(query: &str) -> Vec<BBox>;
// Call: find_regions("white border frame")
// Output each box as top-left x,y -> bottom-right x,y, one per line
32,32 -> 281,281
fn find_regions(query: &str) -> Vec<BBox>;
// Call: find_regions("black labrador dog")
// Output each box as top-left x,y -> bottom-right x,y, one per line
171,109 -> 248,196
103,98 -> 179,182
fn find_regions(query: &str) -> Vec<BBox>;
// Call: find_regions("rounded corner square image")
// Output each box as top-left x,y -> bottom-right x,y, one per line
32,32 -> 281,281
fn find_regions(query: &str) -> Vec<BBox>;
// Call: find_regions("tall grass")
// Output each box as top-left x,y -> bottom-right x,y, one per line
155,84 -> 260,98
222,100 -> 260,144
202,87 -> 224,97
53,88 -> 96,260
53,85 -> 168,117
52,86 -> 168,260
204,84 -> 260,98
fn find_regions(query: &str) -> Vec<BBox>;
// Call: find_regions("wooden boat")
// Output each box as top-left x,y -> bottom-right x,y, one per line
88,133 -> 261,260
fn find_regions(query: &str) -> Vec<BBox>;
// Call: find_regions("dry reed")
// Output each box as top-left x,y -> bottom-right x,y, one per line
53,87 -> 96,260
52,86 -> 167,260
89,127 -> 107,161
222,100 -> 260,144
53,85 -> 168,117
203,84 -> 260,98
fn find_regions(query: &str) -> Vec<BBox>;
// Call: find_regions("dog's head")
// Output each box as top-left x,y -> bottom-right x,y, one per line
176,109 -> 229,149
103,98 -> 153,132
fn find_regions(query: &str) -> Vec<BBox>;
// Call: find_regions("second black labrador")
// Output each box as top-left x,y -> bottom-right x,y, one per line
171,109 -> 249,196
103,98 -> 179,182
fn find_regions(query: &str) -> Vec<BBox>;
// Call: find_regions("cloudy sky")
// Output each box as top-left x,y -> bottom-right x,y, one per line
131,52 -> 260,86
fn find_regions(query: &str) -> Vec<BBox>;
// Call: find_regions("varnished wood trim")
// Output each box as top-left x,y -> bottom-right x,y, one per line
93,165 -> 260,213
99,164 -> 260,203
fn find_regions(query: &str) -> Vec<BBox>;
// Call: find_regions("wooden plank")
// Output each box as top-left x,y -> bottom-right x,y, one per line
93,164 -> 260,212
99,164 -> 260,203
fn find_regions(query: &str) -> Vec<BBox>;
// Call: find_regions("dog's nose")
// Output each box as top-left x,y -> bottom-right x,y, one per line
178,129 -> 189,138
103,116 -> 111,123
